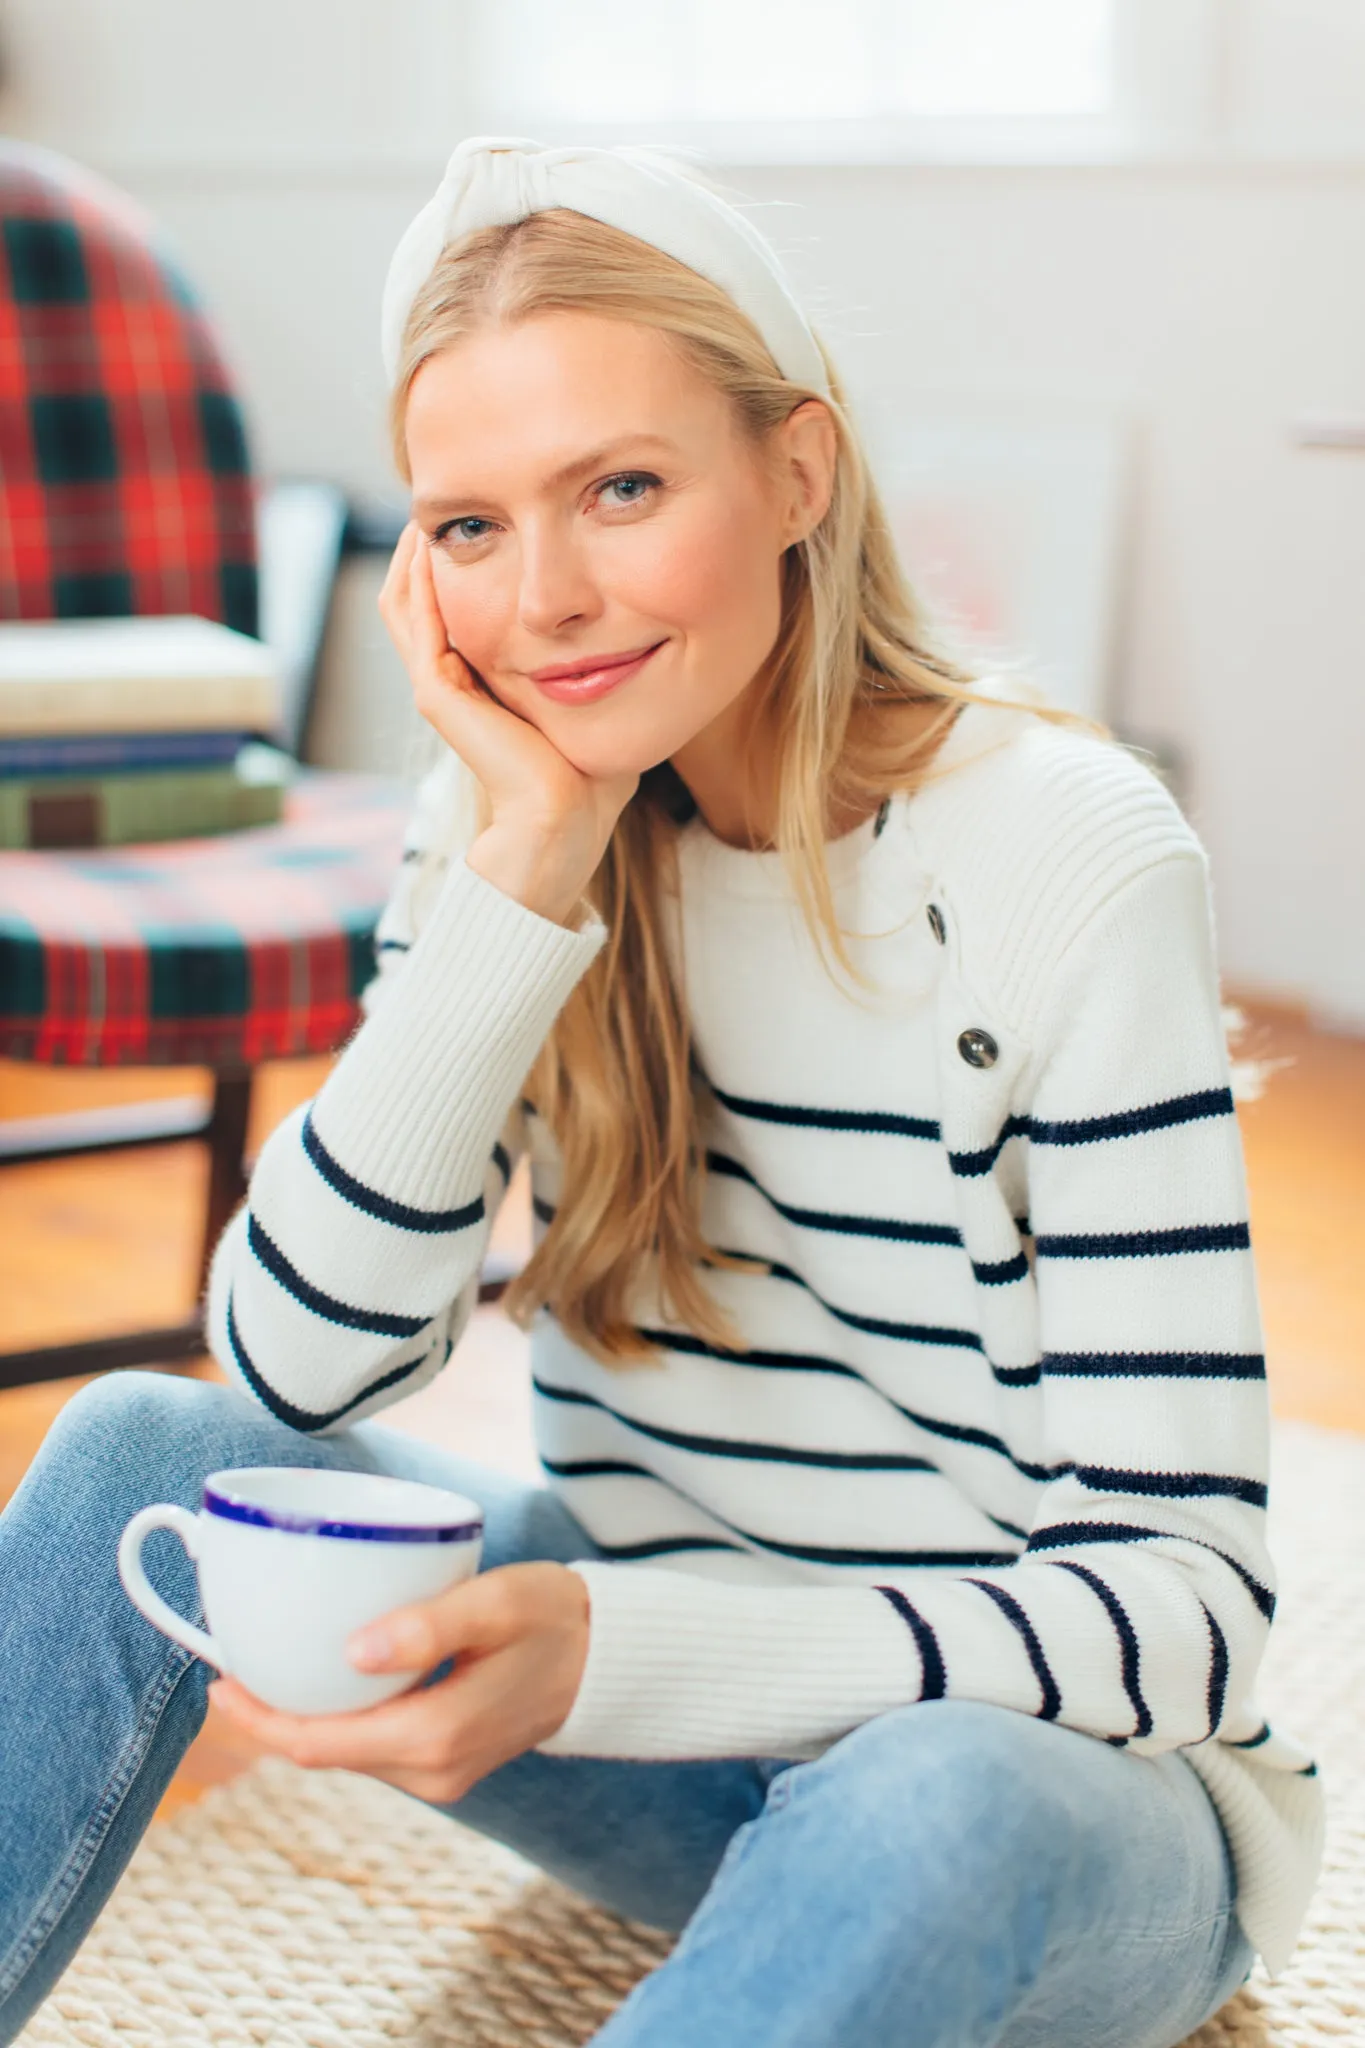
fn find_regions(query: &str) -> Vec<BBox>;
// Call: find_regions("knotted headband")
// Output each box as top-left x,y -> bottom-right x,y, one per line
380,132 -> 830,397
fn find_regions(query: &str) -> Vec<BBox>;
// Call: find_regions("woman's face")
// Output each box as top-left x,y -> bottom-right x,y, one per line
403,309 -> 834,790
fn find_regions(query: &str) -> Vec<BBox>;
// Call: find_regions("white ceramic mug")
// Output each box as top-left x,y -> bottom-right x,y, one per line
118,1466 -> 484,1716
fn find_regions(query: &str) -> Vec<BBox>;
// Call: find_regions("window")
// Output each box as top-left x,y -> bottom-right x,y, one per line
459,0 -> 1194,164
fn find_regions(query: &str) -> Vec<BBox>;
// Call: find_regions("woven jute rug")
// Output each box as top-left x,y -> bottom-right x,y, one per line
18,1417 -> 1364,2047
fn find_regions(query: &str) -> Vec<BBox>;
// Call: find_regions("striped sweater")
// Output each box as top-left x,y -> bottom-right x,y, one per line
206,690 -> 1324,1979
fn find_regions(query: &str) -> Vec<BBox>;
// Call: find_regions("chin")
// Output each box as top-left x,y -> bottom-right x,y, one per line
527,706 -> 688,786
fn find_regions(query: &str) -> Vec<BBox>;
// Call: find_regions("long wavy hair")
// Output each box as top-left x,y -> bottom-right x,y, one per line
388,192 -> 1092,1371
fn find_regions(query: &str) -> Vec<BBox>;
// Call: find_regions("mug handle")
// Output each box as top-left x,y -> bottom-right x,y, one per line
117,1504 -> 225,1670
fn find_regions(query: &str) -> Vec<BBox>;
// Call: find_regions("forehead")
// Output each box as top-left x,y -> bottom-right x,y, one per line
404,309 -> 736,491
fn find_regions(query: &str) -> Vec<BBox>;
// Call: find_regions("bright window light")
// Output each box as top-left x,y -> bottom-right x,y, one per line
467,0 -> 1118,127
893,0 -> 1116,118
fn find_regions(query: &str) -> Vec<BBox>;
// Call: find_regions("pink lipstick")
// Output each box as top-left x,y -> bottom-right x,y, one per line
529,640 -> 665,704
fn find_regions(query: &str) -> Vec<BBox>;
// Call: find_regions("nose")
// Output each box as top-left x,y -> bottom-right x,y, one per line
515,521 -> 604,639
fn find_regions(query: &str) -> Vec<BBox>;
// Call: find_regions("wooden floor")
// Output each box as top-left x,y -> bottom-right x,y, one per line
1,995 -> 1361,1817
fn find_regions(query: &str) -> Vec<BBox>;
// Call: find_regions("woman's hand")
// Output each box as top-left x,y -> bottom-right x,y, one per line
377,522 -> 640,866
206,1561 -> 589,1805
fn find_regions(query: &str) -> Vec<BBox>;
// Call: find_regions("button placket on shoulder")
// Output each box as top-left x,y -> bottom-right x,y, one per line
957,1027 -> 999,1069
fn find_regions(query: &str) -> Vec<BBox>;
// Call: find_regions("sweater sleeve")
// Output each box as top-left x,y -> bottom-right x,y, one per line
537,849 -> 1277,1761
204,756 -> 609,1434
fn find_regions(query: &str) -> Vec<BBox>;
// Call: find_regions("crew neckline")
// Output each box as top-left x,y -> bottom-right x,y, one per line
675,689 -> 1003,899
678,788 -> 891,896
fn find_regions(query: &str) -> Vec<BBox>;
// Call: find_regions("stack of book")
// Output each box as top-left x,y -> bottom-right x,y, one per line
0,616 -> 291,851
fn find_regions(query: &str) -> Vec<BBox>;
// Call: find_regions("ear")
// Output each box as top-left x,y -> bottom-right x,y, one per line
776,399 -> 838,548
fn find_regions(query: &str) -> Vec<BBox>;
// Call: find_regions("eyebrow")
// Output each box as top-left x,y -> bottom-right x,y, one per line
412,434 -> 680,517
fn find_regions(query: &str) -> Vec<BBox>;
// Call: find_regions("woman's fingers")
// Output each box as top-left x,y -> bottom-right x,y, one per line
376,519 -> 421,665
409,526 -> 462,677
207,1670 -> 467,1774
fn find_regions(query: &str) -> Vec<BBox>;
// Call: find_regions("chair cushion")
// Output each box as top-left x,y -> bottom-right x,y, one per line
0,769 -> 409,1066
0,141 -> 257,633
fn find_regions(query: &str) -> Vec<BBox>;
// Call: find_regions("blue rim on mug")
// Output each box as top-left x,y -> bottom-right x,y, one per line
203,1481 -> 484,1545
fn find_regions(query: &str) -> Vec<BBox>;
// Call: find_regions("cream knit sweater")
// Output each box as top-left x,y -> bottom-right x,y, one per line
207,692 -> 1324,1979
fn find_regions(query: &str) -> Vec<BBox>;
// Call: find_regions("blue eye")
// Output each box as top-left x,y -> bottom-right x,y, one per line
431,516 -> 491,546
599,471 -> 659,507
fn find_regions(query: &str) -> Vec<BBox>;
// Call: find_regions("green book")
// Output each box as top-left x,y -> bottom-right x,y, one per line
0,746 -> 293,850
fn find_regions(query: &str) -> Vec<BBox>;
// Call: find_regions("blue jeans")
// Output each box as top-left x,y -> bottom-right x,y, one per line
0,1371 -> 1255,2048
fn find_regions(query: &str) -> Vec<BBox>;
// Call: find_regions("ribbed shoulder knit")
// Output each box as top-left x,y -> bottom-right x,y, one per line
902,697 -> 1203,1042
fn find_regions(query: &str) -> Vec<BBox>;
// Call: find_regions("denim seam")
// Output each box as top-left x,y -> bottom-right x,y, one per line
0,1646 -> 194,2003
1115,1904 -> 1235,1949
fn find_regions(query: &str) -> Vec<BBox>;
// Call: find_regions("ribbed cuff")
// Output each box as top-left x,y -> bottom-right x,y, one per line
310,852 -> 607,1208
535,1563 -> 924,1761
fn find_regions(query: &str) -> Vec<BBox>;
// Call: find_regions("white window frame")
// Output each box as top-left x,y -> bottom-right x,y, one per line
454,0 -> 1233,169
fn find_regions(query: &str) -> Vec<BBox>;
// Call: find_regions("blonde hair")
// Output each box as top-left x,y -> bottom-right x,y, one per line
388,196 -> 1094,1371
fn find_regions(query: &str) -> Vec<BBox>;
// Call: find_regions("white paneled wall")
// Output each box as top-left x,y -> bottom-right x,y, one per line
2,3 -> 1363,1023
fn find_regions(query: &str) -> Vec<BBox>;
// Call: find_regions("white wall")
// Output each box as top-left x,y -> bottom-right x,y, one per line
3,2 -> 1363,1025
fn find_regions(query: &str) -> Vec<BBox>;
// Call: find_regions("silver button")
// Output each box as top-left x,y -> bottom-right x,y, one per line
957,1028 -> 999,1069
927,903 -> 946,945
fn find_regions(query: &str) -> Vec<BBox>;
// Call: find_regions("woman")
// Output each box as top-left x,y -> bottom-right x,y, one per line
0,137 -> 1323,2047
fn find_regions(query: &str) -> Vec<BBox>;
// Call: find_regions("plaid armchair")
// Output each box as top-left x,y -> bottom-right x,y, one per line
0,140 -> 413,1389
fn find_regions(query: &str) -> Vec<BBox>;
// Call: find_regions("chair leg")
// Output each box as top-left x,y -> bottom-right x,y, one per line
197,1068 -> 253,1298
0,1064 -> 512,1391
0,1067 -> 255,1393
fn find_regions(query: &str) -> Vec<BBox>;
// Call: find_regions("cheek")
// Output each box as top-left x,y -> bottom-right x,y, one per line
429,566 -> 503,671
634,504 -> 778,644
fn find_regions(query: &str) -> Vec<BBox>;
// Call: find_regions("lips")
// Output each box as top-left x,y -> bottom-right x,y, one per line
529,641 -> 663,684
529,640 -> 665,704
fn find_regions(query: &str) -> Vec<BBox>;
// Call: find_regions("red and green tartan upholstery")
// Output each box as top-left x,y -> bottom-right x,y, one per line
0,142 -> 257,631
0,143 -> 411,1073
0,770 -> 407,1067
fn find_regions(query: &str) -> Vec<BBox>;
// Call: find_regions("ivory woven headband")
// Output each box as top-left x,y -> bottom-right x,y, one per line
380,132 -> 830,397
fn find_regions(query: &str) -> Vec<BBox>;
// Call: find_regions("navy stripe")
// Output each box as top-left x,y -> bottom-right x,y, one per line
874,1586 -> 947,1698
491,1140 -> 511,1184
992,1360 -> 1043,1388
624,1319 -> 1056,1481
225,1291 -> 440,1433
707,1150 -> 962,1249
719,1250 -> 986,1353
532,1204 -> 993,1359
536,1382 -> 1017,1569
1025,1519 -> 1276,1620
1029,1089 -> 1235,1148
963,1578 -> 1062,1719
531,1374 -> 942,1475
539,1455 -> 658,1482
545,1434 -> 1026,1548
247,1214 -> 429,1338
950,1091 -> 1234,1178
584,1536 -> 746,1562
1035,1223 -> 1251,1260
1070,1465 -> 1268,1509
708,1081 -> 940,1142
985,1512 -> 1029,1541
303,1110 -> 485,1235
1051,1559 -> 1152,1737
375,938 -> 411,953
626,1316 -> 1053,1479
971,1250 -> 1030,1286
1228,1723 -> 1272,1750
948,1115 -> 1030,1178
1044,1351 -> 1266,1381
699,1535 -> 1016,1570
1299,1763 -> 1319,1777
1202,1600 -> 1229,1739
